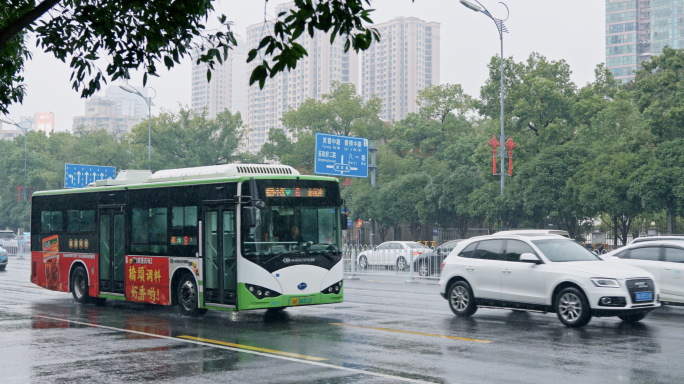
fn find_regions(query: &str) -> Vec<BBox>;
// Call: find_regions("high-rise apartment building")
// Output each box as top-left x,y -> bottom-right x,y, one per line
191,38 -> 246,119
105,85 -> 149,118
361,17 -> 440,121
72,96 -> 140,137
605,0 -> 681,83
244,1 -> 359,154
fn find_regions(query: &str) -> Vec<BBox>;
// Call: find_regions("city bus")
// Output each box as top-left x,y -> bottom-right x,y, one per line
30,164 -> 346,316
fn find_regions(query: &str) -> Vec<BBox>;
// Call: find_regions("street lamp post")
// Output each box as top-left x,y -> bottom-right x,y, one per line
119,85 -> 155,171
0,117 -> 32,200
460,0 -> 509,198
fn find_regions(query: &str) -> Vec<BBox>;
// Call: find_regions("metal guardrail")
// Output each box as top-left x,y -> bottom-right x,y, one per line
0,236 -> 30,257
343,244 -> 446,281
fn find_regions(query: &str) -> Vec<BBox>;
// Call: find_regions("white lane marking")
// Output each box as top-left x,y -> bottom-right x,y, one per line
351,279 -> 439,286
31,315 -> 436,384
345,288 -> 438,297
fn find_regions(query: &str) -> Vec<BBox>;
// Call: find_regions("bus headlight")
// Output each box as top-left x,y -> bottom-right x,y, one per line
245,284 -> 281,299
321,280 -> 343,295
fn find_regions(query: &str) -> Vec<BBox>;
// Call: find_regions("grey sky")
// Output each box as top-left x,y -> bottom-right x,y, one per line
6,0 -> 604,132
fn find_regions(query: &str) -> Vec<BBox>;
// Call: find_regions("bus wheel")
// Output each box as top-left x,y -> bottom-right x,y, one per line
178,274 -> 207,317
71,266 -> 90,304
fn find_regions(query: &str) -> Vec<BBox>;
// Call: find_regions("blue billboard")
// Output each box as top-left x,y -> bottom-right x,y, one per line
65,164 -> 116,188
314,133 -> 368,178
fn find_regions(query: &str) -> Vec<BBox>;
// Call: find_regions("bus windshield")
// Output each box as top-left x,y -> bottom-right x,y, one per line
242,205 -> 341,259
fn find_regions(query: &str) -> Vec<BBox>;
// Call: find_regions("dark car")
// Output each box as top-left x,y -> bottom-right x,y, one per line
416,240 -> 465,276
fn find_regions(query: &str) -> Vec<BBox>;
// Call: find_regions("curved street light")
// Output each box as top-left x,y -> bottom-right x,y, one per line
460,0 -> 509,198
0,116 -> 31,200
119,85 -> 156,171
460,0 -> 509,230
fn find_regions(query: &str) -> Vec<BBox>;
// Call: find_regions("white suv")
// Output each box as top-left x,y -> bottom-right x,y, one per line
439,234 -> 661,328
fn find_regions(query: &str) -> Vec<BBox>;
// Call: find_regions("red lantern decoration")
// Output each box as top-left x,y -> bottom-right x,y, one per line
505,137 -> 517,176
488,135 -> 501,175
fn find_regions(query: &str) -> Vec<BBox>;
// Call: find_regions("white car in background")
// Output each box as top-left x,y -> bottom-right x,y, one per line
604,239 -> 684,305
357,241 -> 433,274
439,234 -> 661,328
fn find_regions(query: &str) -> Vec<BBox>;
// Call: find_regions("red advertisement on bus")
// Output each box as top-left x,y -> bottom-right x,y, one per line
125,256 -> 170,305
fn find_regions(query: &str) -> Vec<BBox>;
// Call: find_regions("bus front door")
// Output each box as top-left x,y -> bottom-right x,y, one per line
98,207 -> 125,294
203,206 -> 237,305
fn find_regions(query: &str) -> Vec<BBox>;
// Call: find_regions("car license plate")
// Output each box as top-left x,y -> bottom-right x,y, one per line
292,297 -> 312,306
635,292 -> 653,302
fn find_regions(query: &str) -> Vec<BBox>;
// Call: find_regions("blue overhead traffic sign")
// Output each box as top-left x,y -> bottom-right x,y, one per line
314,133 -> 368,178
65,164 -> 116,188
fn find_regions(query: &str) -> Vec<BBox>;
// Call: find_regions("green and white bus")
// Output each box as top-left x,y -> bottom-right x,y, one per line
30,164 -> 346,315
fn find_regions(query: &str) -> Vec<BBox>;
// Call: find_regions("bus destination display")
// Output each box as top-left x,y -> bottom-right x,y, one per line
265,187 -> 325,198
171,236 -> 197,245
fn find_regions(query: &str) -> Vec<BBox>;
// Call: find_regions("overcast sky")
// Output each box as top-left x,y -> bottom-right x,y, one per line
6,0 -> 604,132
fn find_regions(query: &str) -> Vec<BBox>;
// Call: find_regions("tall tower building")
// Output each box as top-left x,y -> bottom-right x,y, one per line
245,1 -> 359,154
105,85 -> 148,118
191,38 -> 246,119
361,17 -> 440,122
605,1 -> 681,83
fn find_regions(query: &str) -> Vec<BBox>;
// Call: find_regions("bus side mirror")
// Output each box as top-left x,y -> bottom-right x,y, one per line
341,212 -> 348,230
242,206 -> 257,228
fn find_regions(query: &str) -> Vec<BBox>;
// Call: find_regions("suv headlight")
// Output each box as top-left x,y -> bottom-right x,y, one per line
591,278 -> 620,288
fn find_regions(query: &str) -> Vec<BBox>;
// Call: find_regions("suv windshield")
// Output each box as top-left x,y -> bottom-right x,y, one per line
242,205 -> 341,259
533,239 -> 601,262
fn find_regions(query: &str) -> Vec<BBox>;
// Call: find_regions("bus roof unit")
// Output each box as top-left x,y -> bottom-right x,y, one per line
146,164 -> 299,183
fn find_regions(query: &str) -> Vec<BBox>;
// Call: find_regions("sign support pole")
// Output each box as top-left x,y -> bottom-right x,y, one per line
369,143 -> 377,248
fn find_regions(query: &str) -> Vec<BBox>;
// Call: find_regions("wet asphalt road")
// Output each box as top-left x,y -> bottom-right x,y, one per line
1,256 -> 684,384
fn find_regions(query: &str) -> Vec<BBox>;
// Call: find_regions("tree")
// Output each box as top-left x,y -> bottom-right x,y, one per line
426,166 -> 484,238
417,84 -> 472,123
631,139 -> 684,234
633,47 -> 684,141
1,0 -> 384,113
260,128 -> 316,174
131,107 -> 245,170
576,152 -> 645,247
280,81 -> 383,138
478,53 -> 577,155
514,142 -> 590,240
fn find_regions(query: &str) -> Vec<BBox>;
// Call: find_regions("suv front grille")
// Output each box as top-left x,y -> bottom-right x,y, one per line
625,279 -> 655,304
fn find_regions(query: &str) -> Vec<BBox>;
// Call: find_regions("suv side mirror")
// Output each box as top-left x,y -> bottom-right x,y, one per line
520,253 -> 541,264
242,206 -> 257,228
341,212 -> 348,230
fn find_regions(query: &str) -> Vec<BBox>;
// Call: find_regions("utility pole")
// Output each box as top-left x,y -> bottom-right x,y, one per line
369,143 -> 377,247
460,0 -> 509,230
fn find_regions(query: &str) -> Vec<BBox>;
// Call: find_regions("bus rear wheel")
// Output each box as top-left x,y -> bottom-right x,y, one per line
177,274 -> 207,317
71,266 -> 90,304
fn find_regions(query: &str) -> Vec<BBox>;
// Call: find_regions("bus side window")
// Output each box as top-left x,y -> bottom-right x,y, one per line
41,211 -> 63,233
132,207 -> 168,255
67,210 -> 96,232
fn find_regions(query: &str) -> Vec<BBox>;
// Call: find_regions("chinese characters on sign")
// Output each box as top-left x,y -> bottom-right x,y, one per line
264,187 -> 326,198
314,133 -> 368,178
125,256 -> 170,305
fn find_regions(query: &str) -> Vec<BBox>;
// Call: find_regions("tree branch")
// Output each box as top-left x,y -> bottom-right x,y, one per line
0,0 -> 62,52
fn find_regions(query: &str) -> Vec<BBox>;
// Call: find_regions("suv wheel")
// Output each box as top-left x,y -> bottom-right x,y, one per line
448,281 -> 477,317
618,313 -> 647,323
555,287 -> 591,328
